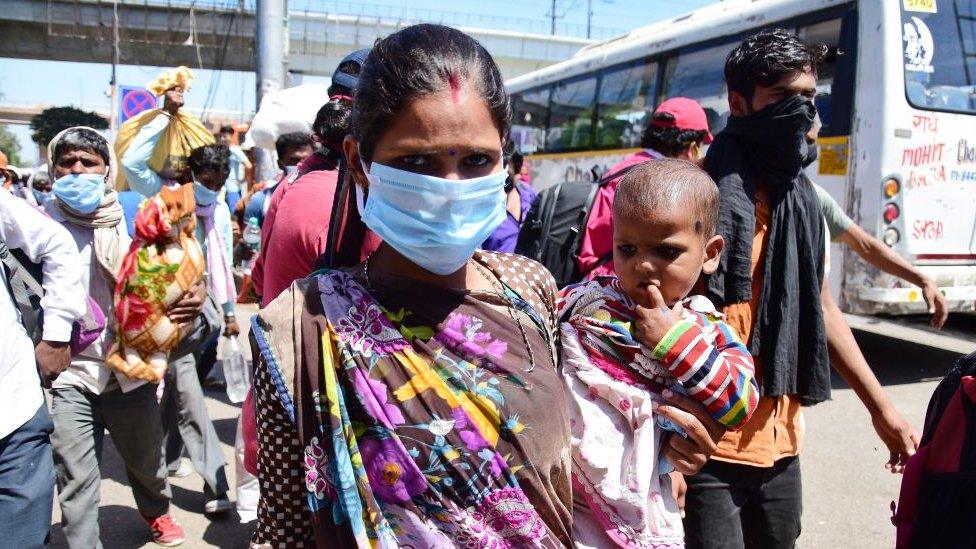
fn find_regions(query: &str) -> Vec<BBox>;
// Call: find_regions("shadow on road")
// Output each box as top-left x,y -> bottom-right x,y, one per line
50,504 -> 157,548
835,330 -> 967,389
202,516 -> 256,548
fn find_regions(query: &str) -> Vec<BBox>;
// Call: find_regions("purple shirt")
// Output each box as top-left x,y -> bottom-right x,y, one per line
482,182 -> 537,253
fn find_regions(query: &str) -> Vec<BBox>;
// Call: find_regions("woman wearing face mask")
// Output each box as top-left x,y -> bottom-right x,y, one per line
249,25 -> 574,547
250,27 -> 726,548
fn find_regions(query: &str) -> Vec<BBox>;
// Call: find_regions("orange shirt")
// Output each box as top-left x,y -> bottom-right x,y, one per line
711,188 -> 804,468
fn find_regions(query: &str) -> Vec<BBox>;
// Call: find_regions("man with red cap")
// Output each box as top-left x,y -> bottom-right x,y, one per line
577,96 -> 713,278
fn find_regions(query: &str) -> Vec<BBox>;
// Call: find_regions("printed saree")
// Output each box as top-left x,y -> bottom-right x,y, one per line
250,251 -> 573,548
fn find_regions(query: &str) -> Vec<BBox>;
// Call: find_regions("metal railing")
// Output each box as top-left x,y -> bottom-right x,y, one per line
105,0 -> 623,39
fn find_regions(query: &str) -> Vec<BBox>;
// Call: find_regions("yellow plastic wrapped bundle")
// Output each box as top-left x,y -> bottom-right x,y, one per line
115,66 -> 214,189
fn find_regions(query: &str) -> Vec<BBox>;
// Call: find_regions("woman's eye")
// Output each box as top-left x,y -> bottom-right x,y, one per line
463,154 -> 490,168
399,155 -> 429,168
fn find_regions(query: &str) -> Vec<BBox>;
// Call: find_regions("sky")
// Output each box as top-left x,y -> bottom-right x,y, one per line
1,0 -> 716,164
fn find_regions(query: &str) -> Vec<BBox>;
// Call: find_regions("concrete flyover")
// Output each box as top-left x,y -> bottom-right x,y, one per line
1,0 -> 597,80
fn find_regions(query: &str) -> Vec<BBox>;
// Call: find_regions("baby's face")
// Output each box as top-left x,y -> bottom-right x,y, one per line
613,206 -> 714,308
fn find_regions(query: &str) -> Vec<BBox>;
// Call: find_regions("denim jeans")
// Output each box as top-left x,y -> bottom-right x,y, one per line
0,403 -> 55,549
684,456 -> 803,549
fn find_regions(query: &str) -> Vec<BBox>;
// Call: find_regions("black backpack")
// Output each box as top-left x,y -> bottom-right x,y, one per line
892,349 -> 976,549
515,164 -> 637,288
0,238 -> 45,343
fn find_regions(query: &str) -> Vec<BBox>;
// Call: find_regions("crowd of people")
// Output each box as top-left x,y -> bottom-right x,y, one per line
0,21 -> 963,549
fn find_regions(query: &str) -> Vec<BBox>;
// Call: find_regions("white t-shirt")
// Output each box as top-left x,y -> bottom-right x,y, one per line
0,188 -> 85,438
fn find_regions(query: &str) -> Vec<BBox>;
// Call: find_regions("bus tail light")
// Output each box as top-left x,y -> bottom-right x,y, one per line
883,203 -> 900,224
883,228 -> 900,246
883,178 -> 900,198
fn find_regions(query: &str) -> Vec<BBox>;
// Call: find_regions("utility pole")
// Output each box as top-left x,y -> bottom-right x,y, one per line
586,0 -> 592,39
550,0 -> 557,34
109,0 -> 120,133
255,0 -> 286,181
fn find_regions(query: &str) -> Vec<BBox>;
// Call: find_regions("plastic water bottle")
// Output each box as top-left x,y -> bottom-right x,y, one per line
220,334 -> 250,404
241,217 -> 261,274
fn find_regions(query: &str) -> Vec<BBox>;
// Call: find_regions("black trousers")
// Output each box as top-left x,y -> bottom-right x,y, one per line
684,456 -> 802,549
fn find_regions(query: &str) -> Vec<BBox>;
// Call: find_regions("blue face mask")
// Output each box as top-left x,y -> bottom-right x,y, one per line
53,173 -> 107,214
357,161 -> 507,275
32,189 -> 52,204
193,179 -> 220,206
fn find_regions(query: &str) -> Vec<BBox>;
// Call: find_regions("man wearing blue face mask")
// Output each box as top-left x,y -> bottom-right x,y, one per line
45,126 -> 206,547
156,143 -> 235,516
29,171 -> 53,208
118,103 -> 235,516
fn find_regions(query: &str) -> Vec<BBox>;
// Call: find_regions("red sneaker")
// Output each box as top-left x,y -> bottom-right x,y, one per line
142,513 -> 186,547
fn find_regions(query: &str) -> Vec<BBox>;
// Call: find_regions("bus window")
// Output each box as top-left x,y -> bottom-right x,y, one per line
511,87 -> 551,154
798,18 -> 843,136
548,76 -> 598,152
901,1 -> 976,113
661,42 -> 734,134
595,60 -> 659,149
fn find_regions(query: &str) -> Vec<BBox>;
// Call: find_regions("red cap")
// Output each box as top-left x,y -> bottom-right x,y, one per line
652,97 -> 714,144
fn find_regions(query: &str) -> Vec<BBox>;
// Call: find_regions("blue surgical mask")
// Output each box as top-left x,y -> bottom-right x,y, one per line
53,173 -> 107,214
193,179 -> 220,206
357,161 -> 506,275
32,189 -> 52,204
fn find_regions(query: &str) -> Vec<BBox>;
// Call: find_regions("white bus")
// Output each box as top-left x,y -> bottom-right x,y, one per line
506,0 -> 976,317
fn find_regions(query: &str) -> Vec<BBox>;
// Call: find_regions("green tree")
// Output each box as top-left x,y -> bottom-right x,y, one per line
29,106 -> 108,147
0,123 -> 21,165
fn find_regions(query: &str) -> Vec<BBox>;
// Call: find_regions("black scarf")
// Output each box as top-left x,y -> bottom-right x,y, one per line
704,96 -> 830,405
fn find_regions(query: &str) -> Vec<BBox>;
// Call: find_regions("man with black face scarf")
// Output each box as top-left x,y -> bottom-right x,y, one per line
681,29 -> 919,549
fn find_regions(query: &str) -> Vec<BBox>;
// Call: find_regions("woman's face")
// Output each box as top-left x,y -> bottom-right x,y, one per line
346,85 -> 503,185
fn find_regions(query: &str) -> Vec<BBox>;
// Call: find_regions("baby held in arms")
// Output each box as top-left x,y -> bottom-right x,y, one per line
557,159 -> 759,548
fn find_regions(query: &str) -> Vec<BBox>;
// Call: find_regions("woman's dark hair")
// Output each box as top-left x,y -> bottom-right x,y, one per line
350,23 -> 511,162
188,144 -> 231,177
275,132 -> 313,159
53,128 -> 110,165
510,151 -> 524,174
313,98 -> 353,152
641,112 -> 708,157
725,28 -> 827,101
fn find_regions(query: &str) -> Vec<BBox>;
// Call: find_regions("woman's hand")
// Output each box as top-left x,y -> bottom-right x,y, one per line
669,471 -> 687,518
655,389 -> 727,475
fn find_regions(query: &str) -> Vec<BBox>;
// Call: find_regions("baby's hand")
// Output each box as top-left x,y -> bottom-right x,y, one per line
634,285 -> 684,348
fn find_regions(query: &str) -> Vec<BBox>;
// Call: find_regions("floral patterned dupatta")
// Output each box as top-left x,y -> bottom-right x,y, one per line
255,260 -> 572,548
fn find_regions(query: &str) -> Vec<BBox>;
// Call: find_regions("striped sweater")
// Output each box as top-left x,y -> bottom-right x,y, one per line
558,276 -> 758,430
558,276 -> 758,548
